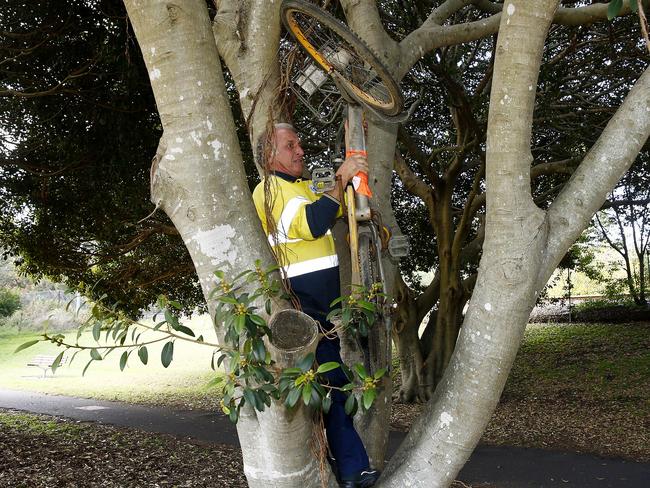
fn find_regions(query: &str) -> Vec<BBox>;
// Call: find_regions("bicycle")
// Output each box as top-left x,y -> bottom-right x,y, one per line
280,0 -> 411,372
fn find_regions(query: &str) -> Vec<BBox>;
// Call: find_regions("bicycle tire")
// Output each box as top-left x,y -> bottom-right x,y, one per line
358,231 -> 377,292
358,229 -> 382,373
281,0 -> 403,116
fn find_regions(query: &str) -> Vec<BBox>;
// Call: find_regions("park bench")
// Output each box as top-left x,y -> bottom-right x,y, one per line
27,354 -> 67,378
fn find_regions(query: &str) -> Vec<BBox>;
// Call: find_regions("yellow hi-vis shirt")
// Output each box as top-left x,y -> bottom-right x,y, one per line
252,174 -> 341,278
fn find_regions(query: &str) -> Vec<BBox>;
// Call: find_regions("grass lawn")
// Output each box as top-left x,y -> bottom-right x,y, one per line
482,322 -> 650,461
0,314 -> 224,410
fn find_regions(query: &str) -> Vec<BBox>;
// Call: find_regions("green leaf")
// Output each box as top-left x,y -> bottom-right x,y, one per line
249,314 -> 266,326
316,362 -> 340,374
51,351 -> 65,374
254,340 -> 266,362
285,387 -> 301,408
322,395 -> 332,414
217,353 -> 226,368
356,300 -> 376,311
207,375 -> 224,387
302,382 -> 313,406
197,335 -> 204,343
164,309 -> 180,330
234,314 -> 246,335
607,0 -> 623,20
119,351 -> 128,372
243,388 -> 257,410
218,296 -> 239,304
329,296 -> 345,307
344,394 -> 357,416
341,307 -> 352,325
138,346 -> 148,365
82,358 -> 94,377
14,339 -> 40,354
362,388 -> 377,410
228,408 -> 239,424
354,363 -> 367,379
265,299 -> 272,315
176,324 -> 195,337
169,300 -> 183,310
326,309 -> 341,322
297,353 -> 314,373
341,383 -> 354,392
90,348 -> 103,361
374,368 -> 387,380
92,321 -> 101,341
341,363 -> 354,381
233,269 -> 253,282
161,341 -> 174,368
629,0 -> 638,13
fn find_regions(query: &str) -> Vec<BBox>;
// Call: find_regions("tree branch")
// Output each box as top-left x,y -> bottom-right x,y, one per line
398,14 -> 501,78
394,150 -> 433,204
530,157 -> 580,179
341,0 -> 398,64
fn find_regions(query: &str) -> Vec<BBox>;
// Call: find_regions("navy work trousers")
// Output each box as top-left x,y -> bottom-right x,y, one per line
315,336 -> 370,479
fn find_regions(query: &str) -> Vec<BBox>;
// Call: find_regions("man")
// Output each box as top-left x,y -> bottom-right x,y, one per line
252,123 -> 380,488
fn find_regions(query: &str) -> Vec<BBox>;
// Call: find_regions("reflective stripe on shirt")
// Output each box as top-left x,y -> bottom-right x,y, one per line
283,254 -> 339,278
270,196 -> 310,246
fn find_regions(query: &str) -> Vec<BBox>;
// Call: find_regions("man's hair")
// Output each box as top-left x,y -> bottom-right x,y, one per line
256,122 -> 296,168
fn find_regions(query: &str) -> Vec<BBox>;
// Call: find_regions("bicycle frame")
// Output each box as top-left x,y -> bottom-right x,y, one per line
345,104 -> 370,287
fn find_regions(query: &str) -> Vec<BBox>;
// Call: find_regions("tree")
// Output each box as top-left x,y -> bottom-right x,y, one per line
0,0 -> 206,316
387,1 -> 650,402
593,169 -> 650,304
5,0 -> 650,486
119,0 -> 650,486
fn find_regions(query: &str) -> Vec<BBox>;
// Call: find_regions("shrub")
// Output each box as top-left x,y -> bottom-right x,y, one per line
0,296 -> 89,332
0,288 -> 21,317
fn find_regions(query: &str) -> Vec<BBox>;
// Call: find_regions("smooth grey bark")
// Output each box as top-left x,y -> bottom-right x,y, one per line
213,0 -> 283,174
238,310 -> 325,487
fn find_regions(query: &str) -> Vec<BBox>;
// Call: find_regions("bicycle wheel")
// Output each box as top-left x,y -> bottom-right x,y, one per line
357,227 -> 384,374
358,230 -> 378,293
281,0 -> 403,116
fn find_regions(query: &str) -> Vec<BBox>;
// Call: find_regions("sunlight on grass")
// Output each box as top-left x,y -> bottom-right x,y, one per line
0,314 -> 225,410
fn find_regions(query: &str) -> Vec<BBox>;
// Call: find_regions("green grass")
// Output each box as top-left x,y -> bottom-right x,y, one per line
0,410 -> 88,437
0,314 -> 225,410
503,322 -> 650,410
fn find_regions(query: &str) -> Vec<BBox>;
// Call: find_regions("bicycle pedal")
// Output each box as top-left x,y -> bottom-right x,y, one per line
311,167 -> 336,193
388,235 -> 410,258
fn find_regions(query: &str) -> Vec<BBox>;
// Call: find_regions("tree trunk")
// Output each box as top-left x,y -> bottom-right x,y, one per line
124,2 -> 327,486
237,310 -> 328,487
392,276 -> 428,403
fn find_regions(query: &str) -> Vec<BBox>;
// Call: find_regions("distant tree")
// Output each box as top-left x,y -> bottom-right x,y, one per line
593,169 -> 650,305
0,1 -> 203,316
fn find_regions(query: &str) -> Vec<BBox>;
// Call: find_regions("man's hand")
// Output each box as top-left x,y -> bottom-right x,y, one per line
337,153 -> 368,186
326,153 -> 368,202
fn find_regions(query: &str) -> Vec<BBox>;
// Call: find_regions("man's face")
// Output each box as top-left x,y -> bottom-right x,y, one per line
269,127 -> 305,177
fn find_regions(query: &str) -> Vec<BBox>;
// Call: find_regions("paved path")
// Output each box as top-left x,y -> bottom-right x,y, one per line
1,388 -> 648,487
